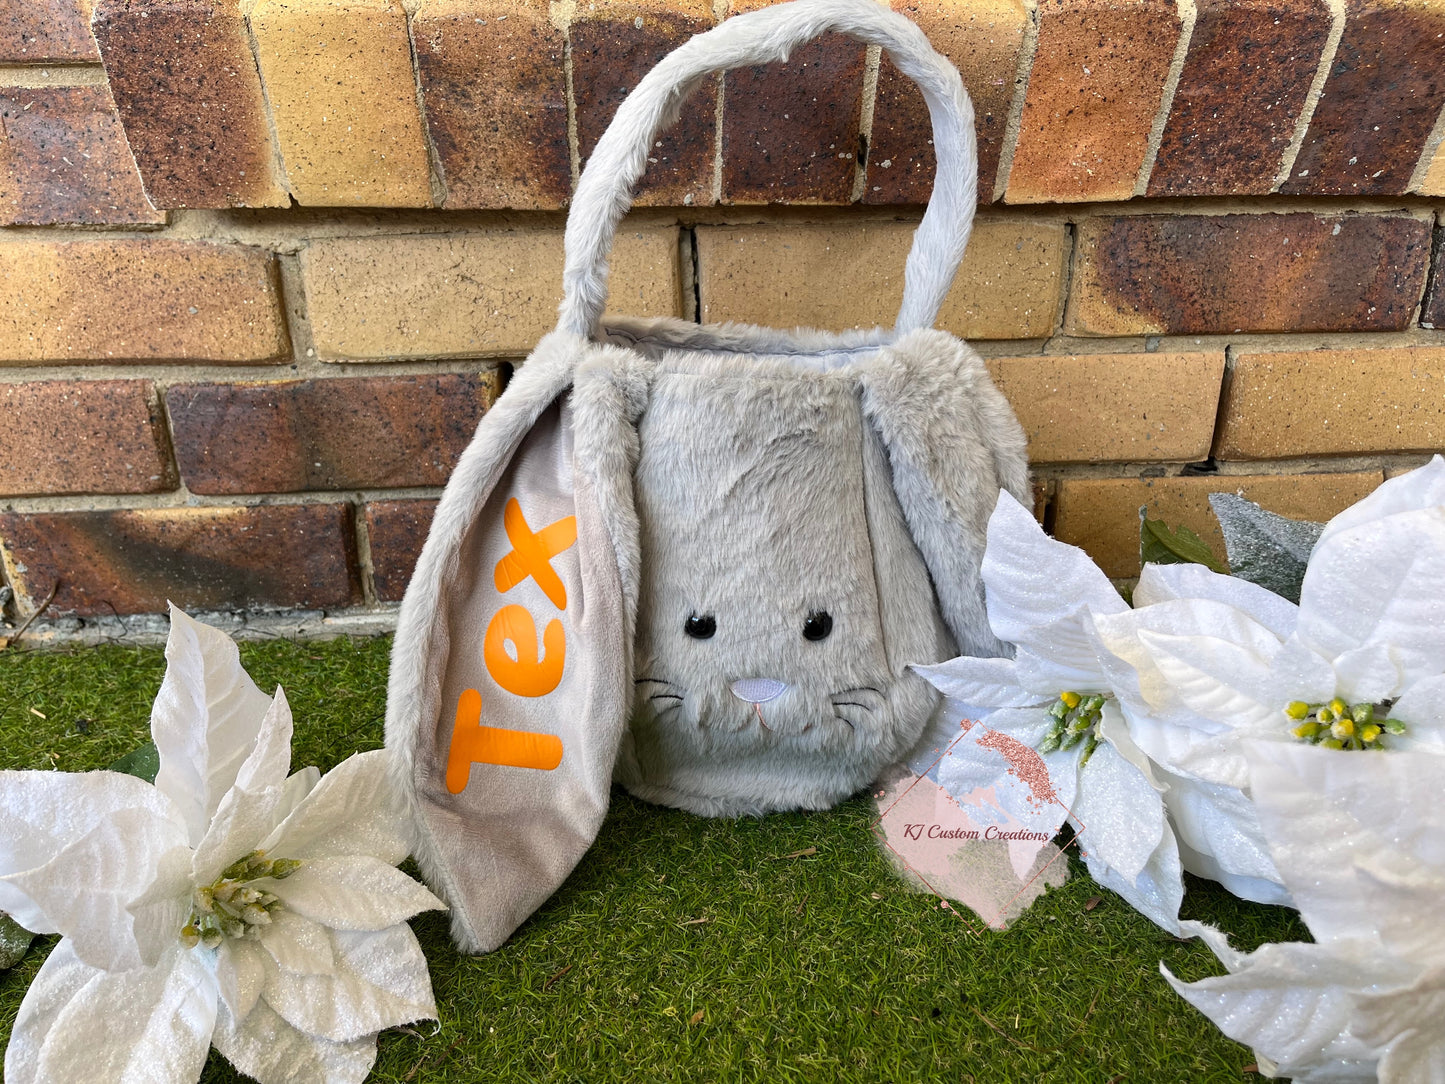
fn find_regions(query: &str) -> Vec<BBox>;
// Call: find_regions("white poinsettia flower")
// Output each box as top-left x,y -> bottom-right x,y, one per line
1098,457 -> 1445,783
0,607 -> 443,1084
1165,740 -> 1445,1083
914,491 -> 1185,933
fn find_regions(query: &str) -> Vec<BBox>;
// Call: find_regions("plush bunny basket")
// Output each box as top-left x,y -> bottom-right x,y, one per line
387,0 -> 1030,953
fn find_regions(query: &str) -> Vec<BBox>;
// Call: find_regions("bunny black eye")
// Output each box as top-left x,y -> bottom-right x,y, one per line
684,613 -> 716,640
802,611 -> 833,642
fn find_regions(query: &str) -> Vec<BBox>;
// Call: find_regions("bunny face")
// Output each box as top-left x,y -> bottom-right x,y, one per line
613,362 -> 955,816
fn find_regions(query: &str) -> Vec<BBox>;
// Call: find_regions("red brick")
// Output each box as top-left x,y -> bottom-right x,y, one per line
0,0 -> 97,61
1053,471 -> 1384,578
0,379 -> 171,496
1067,213 -> 1432,336
413,0 -> 570,210
92,0 -> 288,209
1283,0 -> 1445,196
721,20 -> 865,205
1214,347 -> 1445,459
1005,0 -> 1180,204
1147,0 -> 1332,197
0,85 -> 162,226
571,0 -> 716,207
0,504 -> 360,616
167,374 -> 497,495
0,240 -> 289,364
864,0 -> 1027,205
364,498 -> 437,602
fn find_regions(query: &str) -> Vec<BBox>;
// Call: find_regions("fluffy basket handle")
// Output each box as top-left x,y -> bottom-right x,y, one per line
557,0 -> 978,339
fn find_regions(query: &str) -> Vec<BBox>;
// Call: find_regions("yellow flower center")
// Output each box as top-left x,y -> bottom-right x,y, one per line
1040,691 -> 1107,763
1286,698 -> 1405,751
181,850 -> 301,949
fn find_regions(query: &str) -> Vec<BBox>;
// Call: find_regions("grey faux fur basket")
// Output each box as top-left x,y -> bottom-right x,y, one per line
386,0 -> 1030,954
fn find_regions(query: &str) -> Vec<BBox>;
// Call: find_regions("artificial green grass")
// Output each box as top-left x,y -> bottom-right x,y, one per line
0,637 -> 1307,1082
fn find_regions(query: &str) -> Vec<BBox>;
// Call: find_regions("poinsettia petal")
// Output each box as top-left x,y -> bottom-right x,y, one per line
1133,628 -> 1282,738
36,942 -> 217,1084
911,657 -> 1041,709
3,939 -> 97,1084
1165,925 -> 1394,1080
217,938 -> 267,1023
1012,644 -> 1110,699
1353,964 -> 1445,1084
1315,455 -> 1445,545
934,720 -> 1074,837
1350,857 -> 1445,967
262,924 -> 437,1043
0,769 -> 177,935
275,766 -> 321,824
1384,675 -> 1445,753
1134,563 -> 1299,639
1096,706 -> 1163,791
269,855 -> 444,932
1296,508 -> 1445,695
212,995 -> 378,1084
1266,636 -> 1338,706
2,805 -> 190,971
1071,739 -> 1166,885
1160,770 -> 1287,904
1117,705 -> 1244,790
152,606 -> 280,848
262,750 -> 412,865
192,689 -> 294,885
980,492 -> 1127,670
259,908 -> 336,976
1083,828 -> 1183,934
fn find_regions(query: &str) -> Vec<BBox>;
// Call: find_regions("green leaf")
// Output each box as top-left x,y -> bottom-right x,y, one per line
0,911 -> 33,970
1208,493 -> 1323,604
108,740 -> 159,783
1139,507 -> 1226,574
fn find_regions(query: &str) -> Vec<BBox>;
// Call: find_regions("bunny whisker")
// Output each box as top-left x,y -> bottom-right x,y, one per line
649,693 -> 685,703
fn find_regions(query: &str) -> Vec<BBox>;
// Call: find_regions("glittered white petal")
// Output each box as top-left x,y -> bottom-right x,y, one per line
1134,562 -> 1299,639
1384,675 -> 1445,753
217,938 -> 266,1023
269,855 -> 444,932
3,805 -> 191,971
1161,770 -> 1287,905
1096,707 -> 1163,792
3,939 -> 97,1084
934,720 -> 1073,837
1353,965 -> 1445,1084
1315,455 -> 1445,545
260,908 -> 336,976
980,492 -> 1127,668
262,750 -> 412,865
0,769 -> 177,934
262,924 -> 437,1043
1133,628 -> 1281,737
275,766 -> 321,825
1083,829 -> 1183,935
1296,508 -> 1445,695
152,606 -> 280,848
192,688 -> 294,885
1117,701 -> 1245,791
1164,928 -> 1390,1082
1350,858 -> 1445,967
212,995 -> 378,1084
911,657 -> 1040,709
1071,740 -> 1166,886
1267,636 -> 1338,706
36,942 -> 217,1084
1012,645 -> 1109,700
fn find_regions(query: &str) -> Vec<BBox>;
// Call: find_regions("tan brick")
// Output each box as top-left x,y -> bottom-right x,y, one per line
0,0 -> 97,61
1053,471 -> 1385,578
986,352 -> 1224,463
1004,0 -> 1180,204
864,0 -> 1028,205
167,373 -> 496,493
696,220 -> 1065,340
1417,138 -> 1445,196
0,379 -> 171,495
0,504 -> 360,616
1215,348 -> 1445,459
247,0 -> 433,207
1066,213 -> 1433,336
0,85 -> 163,226
0,240 -> 288,364
301,227 -> 681,359
93,0 -> 288,209
413,0 -> 570,209
364,498 -> 437,601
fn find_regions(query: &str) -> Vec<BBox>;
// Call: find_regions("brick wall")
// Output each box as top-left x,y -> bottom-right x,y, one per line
1,0 -> 1443,638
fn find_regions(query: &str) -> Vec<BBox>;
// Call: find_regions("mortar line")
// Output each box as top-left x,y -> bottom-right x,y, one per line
239,0 -> 298,205
1406,98 -> 1445,195
351,495 -> 379,607
1271,0 -> 1345,192
1134,0 -> 1196,198
0,65 -> 107,87
852,43 -> 882,204
404,4 -> 448,208
553,0 -> 582,190
993,0 -> 1039,203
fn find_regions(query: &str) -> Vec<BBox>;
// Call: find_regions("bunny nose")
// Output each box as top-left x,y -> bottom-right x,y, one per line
729,678 -> 788,704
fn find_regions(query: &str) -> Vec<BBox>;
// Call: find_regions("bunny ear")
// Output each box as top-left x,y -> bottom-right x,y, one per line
385,333 -> 638,954
859,330 -> 1031,659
